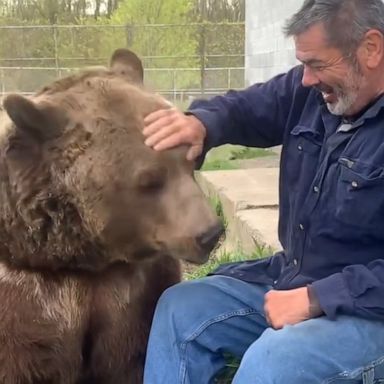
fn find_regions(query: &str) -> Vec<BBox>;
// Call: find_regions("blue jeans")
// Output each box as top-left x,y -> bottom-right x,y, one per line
144,275 -> 384,384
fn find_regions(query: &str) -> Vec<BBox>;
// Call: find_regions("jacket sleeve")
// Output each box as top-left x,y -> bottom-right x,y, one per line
310,260 -> 384,320
188,65 -> 306,151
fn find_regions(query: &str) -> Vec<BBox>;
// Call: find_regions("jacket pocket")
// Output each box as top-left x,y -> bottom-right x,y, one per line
335,158 -> 384,229
283,125 -> 323,189
290,124 -> 323,155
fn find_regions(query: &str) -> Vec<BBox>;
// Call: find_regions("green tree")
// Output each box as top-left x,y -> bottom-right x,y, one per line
101,0 -> 199,91
0,0 -> 245,95
192,0 -> 245,22
0,1 -> 122,23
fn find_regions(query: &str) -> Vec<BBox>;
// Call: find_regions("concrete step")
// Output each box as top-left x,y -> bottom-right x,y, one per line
196,168 -> 282,255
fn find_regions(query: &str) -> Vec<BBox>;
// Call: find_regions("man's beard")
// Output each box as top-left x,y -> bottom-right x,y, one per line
317,67 -> 366,116
326,83 -> 359,115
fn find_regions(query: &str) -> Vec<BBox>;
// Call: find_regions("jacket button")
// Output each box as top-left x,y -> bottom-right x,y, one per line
351,181 -> 358,188
299,223 -> 304,230
298,145 -> 303,151
293,259 -> 298,266
313,186 -> 320,193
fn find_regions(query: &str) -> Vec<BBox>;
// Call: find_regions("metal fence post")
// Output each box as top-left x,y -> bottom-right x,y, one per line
0,68 -> 5,95
199,23 -> 206,96
0,23 -> 245,100
53,24 -> 60,78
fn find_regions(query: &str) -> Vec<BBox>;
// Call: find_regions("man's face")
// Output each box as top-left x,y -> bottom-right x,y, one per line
295,23 -> 368,116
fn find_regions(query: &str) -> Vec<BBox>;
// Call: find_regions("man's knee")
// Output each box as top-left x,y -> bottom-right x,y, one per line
234,326 -> 318,383
154,276 -> 231,322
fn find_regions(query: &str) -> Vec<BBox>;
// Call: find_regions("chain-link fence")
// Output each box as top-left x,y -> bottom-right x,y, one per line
0,23 -> 245,105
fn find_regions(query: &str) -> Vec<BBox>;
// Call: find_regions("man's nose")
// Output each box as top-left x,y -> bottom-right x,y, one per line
301,65 -> 320,87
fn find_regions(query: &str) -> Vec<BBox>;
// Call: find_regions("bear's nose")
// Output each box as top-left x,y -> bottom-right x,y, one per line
196,223 -> 225,252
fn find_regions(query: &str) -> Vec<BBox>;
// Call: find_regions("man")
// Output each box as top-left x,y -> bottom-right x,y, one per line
143,0 -> 384,383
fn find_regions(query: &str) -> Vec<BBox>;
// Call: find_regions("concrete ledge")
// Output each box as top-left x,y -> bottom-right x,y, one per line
196,168 -> 282,255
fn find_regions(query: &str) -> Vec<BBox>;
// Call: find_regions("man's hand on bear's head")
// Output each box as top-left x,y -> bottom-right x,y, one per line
143,108 -> 206,161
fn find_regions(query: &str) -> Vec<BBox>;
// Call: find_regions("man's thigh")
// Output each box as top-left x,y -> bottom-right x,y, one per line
155,275 -> 272,355
233,315 -> 384,384
145,275 -> 272,384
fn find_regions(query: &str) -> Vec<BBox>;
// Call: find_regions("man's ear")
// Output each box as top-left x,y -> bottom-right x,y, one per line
3,94 -> 65,141
110,48 -> 144,84
357,29 -> 384,70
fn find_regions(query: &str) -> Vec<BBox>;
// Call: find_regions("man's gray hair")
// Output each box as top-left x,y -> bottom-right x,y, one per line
284,0 -> 384,55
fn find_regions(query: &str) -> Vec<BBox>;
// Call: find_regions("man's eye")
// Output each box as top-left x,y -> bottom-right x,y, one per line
312,65 -> 326,72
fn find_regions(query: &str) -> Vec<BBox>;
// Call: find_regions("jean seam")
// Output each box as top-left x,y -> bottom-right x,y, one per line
178,307 -> 262,384
324,355 -> 384,383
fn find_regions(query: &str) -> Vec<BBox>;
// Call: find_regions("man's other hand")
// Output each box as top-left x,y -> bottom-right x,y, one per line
264,287 -> 314,329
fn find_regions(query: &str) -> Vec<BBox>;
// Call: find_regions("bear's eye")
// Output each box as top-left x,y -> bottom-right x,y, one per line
136,167 -> 166,192
6,137 -> 27,155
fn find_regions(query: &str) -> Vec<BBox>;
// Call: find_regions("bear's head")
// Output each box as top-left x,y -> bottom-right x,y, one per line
0,49 -> 223,272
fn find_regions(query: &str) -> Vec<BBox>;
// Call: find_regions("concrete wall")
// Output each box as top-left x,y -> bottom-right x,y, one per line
245,0 -> 302,86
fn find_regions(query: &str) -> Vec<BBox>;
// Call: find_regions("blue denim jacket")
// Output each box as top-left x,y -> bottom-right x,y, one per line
189,65 -> 384,321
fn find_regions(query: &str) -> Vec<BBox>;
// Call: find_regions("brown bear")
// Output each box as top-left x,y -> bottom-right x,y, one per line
0,49 -> 223,384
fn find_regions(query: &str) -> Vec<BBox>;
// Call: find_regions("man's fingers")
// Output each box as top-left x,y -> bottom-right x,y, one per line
144,108 -> 175,126
143,108 -> 205,158
186,145 -> 203,161
153,132 -> 186,151
144,124 -> 178,147
143,115 -> 174,137
265,311 -> 281,329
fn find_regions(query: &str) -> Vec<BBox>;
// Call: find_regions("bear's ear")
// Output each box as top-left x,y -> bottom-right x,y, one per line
3,94 -> 65,141
110,48 -> 144,84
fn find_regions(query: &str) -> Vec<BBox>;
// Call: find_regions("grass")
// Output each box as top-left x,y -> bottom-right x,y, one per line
171,100 -> 277,171
187,160 -> 275,381
183,245 -> 272,383
183,245 -> 272,281
201,159 -> 238,171
201,145 -> 277,171
184,192 -> 273,280
215,354 -> 242,384
183,191 -> 274,382
229,146 -> 274,160
208,194 -> 227,229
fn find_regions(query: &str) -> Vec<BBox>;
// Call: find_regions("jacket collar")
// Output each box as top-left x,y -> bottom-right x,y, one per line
315,91 -> 384,132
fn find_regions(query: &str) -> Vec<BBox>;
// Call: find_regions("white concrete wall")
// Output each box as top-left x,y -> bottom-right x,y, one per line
245,0 -> 302,85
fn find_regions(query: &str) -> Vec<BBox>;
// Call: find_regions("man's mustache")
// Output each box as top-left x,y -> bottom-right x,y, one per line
315,83 -> 334,93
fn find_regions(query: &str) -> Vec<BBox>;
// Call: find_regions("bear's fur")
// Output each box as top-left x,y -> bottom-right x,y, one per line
0,49 -> 223,384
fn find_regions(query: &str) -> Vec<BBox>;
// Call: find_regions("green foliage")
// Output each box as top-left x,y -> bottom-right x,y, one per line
229,146 -> 274,160
184,243 -> 272,382
200,145 -> 275,171
215,354 -> 241,383
201,159 -> 239,171
191,0 -> 245,22
207,194 -> 227,230
0,1 -> 245,99
104,0 -> 199,90
0,1 -> 120,23
184,246 -> 270,281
